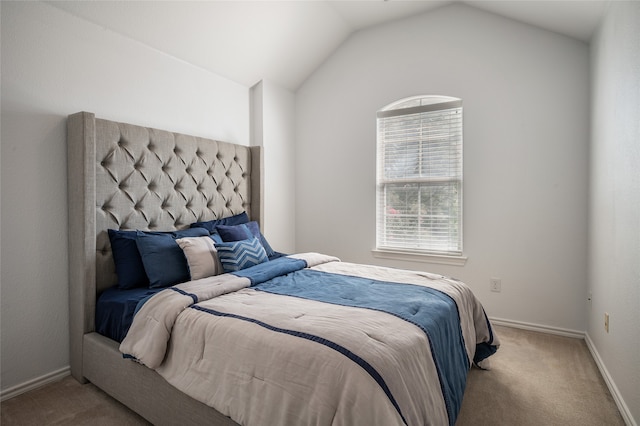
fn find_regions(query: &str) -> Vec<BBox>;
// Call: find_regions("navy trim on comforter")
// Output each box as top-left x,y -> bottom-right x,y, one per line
192,304 -> 409,425
252,268 -> 470,425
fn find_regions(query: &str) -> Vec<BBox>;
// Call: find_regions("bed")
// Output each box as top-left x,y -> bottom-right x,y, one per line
67,111 -> 498,426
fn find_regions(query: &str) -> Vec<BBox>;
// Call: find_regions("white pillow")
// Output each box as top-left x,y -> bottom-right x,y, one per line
176,236 -> 223,280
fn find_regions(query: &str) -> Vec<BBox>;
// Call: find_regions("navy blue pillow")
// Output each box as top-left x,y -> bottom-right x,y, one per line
216,221 -> 275,257
190,212 -> 249,234
173,228 -> 211,239
108,229 -> 149,290
215,223 -> 251,240
135,228 -> 209,288
109,228 -> 209,290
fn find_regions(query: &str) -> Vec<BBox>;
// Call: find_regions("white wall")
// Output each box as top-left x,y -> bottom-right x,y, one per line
296,3 -> 590,332
588,2 -> 640,424
250,80 -> 297,253
4,2 -> 631,419
0,1 -> 249,393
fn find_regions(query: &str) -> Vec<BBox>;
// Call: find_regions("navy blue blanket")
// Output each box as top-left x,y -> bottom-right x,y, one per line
252,268 -> 470,425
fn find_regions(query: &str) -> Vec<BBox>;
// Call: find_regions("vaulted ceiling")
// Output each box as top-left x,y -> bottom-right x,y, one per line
49,1 -> 609,91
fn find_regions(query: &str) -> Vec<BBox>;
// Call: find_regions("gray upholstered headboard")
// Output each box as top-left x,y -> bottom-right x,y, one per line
67,111 -> 263,381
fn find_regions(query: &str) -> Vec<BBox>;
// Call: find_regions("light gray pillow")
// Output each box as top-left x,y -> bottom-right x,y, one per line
176,236 -> 223,280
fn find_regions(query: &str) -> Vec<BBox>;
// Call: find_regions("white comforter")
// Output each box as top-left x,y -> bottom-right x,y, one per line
121,253 -> 498,426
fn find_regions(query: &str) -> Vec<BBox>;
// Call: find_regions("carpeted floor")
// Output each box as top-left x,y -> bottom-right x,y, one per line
456,326 -> 624,425
1,325 -> 625,425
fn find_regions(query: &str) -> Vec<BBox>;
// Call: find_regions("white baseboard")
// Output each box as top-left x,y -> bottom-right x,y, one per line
491,318 -> 635,426
489,316 -> 585,339
1,366 -> 70,402
585,333 -> 637,426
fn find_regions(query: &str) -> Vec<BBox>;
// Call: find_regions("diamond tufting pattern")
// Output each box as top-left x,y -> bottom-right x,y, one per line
93,119 -> 254,290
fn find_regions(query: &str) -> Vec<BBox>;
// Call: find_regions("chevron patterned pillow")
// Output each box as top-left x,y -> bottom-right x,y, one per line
215,237 -> 269,273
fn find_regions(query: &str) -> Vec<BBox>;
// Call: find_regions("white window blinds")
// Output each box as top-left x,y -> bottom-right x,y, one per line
376,97 -> 463,255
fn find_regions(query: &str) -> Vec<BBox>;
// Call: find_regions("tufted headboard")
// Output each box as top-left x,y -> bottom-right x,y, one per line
67,111 -> 262,381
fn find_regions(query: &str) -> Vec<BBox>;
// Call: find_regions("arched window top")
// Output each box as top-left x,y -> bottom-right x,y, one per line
381,95 -> 461,112
378,95 -> 462,118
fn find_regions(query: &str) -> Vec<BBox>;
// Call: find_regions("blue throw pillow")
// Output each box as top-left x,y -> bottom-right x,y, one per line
215,223 -> 251,240
172,228 -> 212,239
108,229 -> 149,289
215,237 -> 269,273
190,212 -> 249,234
109,228 -> 210,289
216,221 -> 275,257
134,228 -> 209,288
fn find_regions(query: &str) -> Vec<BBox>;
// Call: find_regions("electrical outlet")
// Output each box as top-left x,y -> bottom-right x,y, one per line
490,278 -> 502,293
604,313 -> 609,333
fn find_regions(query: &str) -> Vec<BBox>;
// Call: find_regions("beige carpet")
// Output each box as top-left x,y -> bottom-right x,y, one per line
1,325 -> 625,425
456,326 -> 624,425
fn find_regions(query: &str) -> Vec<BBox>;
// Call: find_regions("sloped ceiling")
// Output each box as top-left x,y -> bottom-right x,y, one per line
48,0 -> 608,91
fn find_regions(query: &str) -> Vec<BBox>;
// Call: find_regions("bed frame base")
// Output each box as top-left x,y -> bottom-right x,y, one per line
83,333 -> 239,425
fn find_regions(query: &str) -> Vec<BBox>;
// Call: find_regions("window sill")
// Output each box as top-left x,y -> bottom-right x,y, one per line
371,249 -> 468,266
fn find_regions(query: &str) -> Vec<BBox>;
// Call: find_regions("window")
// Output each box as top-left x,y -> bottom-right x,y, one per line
376,96 -> 463,257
